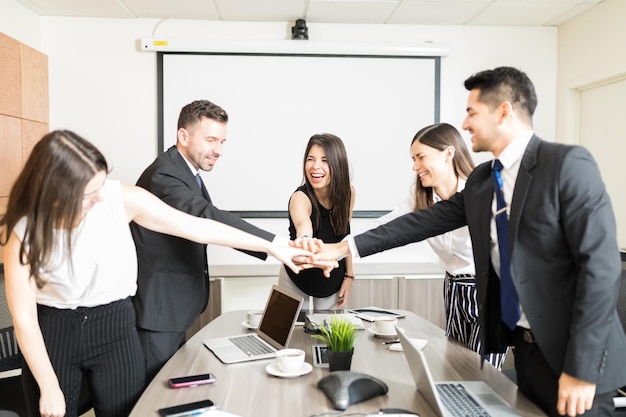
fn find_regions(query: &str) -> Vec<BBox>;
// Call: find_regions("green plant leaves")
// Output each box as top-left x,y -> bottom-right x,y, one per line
311,315 -> 356,352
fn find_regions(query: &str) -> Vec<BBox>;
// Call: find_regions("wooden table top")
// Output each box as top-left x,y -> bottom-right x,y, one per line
130,310 -> 546,417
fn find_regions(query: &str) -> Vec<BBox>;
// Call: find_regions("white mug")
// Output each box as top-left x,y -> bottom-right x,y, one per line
374,316 -> 398,335
246,310 -> 263,328
276,348 -> 305,373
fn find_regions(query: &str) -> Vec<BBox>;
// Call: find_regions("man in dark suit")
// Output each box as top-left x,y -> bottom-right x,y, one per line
130,100 -> 278,381
316,67 -> 626,416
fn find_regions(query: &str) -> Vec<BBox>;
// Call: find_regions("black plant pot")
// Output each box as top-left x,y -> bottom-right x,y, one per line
327,348 -> 354,372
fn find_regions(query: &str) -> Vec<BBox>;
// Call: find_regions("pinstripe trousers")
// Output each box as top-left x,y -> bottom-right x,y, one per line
21,297 -> 145,417
443,272 -> 508,370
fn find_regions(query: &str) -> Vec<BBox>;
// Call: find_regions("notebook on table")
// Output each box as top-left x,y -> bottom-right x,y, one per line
396,327 -> 521,417
203,285 -> 303,364
306,313 -> 366,330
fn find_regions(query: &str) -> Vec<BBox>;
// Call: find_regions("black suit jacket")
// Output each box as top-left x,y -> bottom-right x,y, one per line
355,136 -> 626,393
130,146 -> 274,332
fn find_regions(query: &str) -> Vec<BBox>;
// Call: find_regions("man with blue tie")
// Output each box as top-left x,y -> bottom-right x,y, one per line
315,67 -> 626,416
130,100 -> 279,381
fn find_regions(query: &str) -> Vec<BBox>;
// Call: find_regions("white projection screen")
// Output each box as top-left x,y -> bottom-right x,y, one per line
157,52 -> 441,217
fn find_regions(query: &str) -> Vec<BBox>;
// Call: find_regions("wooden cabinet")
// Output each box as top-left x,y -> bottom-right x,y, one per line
0,115 -> 22,196
347,274 -> 446,329
184,264 -> 446,339
0,32 -> 49,265
346,276 -> 398,310
185,278 -> 223,340
0,33 -> 21,119
398,275 -> 446,329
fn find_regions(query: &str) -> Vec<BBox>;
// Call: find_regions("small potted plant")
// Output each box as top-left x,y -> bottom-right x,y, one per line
312,315 -> 357,371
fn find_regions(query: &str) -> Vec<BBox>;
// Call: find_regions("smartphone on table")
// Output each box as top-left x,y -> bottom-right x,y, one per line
158,399 -> 218,416
168,373 -> 216,388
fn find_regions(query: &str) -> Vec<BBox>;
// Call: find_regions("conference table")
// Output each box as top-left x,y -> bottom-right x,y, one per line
130,310 -> 547,417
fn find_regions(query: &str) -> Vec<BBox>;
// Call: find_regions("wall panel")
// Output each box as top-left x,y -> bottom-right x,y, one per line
0,33 -> 21,118
0,32 -> 48,266
20,42 -> 48,123
0,115 -> 22,196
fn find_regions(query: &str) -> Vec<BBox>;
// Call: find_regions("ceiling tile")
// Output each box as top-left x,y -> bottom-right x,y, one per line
388,1 -> 491,25
493,0 -> 596,3
544,2 -> 598,25
307,0 -> 399,23
215,0 -> 307,21
11,0 -> 604,26
124,0 -> 218,19
468,3 -> 576,25
21,0 -> 131,17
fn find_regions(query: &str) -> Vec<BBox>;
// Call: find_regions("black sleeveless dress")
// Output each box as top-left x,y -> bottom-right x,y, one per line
285,186 -> 348,298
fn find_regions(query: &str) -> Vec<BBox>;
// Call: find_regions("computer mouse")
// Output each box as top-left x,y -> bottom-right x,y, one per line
317,370 -> 389,410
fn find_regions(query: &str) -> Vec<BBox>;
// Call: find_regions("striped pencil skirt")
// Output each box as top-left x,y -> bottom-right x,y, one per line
21,297 -> 145,417
443,272 -> 507,370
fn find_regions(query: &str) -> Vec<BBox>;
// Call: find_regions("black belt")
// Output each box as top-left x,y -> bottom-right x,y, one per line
513,326 -> 537,344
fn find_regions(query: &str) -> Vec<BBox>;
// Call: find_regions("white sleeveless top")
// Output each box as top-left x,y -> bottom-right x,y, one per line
14,179 -> 137,309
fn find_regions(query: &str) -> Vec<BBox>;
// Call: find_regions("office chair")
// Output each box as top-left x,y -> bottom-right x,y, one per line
1,273 -> 27,417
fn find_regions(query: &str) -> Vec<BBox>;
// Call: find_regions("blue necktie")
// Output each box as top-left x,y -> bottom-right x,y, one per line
195,173 -> 202,188
493,159 -> 520,330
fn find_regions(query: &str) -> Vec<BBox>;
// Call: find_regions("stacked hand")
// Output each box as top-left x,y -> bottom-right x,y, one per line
312,242 -> 348,262
289,236 -> 339,277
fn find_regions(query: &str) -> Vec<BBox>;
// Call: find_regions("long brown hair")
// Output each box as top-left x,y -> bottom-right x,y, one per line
301,133 -> 352,235
411,123 -> 474,210
0,130 -> 109,288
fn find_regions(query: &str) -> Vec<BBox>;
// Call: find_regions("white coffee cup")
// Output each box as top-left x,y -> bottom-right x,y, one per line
276,348 -> 305,373
246,310 -> 263,328
374,316 -> 398,335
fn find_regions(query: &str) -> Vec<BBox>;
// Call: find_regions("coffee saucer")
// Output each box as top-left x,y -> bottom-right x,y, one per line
241,320 -> 258,330
265,361 -> 313,378
367,325 -> 405,338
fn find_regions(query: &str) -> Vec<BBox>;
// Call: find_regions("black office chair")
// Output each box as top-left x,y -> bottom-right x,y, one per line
1,273 -> 27,417
0,326 -> 21,372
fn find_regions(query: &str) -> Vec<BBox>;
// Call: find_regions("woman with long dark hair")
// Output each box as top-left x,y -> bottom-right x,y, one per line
1,130 -> 316,417
377,123 -> 507,369
278,133 -> 355,310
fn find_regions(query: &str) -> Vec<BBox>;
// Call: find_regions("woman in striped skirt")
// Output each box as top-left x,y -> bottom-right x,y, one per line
376,123 -> 507,369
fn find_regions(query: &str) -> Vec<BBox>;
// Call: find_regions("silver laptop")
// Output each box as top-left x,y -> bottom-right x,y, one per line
396,327 -> 520,417
204,285 -> 303,364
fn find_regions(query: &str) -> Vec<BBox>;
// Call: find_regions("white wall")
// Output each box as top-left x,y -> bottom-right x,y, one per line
37,19 -> 557,187
556,0 -> 626,250
1,3 -> 559,266
556,0 -> 626,144
0,0 -> 40,48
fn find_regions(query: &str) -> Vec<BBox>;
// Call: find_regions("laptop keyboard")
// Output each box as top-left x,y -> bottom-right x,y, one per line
436,383 -> 490,417
229,335 -> 274,356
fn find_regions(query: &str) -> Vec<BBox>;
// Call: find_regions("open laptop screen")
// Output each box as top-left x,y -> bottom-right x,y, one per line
257,288 -> 302,348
